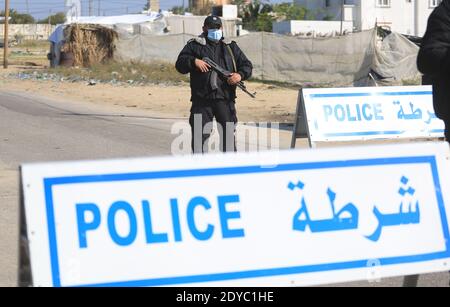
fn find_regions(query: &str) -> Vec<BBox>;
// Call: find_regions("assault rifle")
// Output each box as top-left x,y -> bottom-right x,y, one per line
203,57 -> 256,99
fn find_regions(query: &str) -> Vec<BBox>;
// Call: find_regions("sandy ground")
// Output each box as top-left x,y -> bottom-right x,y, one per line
1,65 -> 450,288
0,65 -> 300,124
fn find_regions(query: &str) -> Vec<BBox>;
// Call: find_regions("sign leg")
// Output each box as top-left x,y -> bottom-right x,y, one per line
18,172 -> 32,287
402,275 -> 419,287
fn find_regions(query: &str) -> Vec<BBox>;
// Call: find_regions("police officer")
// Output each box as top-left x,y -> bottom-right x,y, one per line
175,15 -> 253,153
417,0 -> 450,142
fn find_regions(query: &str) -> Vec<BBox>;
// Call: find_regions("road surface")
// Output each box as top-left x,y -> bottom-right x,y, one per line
0,91 -> 448,287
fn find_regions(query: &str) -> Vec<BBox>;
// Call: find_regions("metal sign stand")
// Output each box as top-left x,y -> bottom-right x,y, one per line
291,89 -> 314,149
402,275 -> 419,287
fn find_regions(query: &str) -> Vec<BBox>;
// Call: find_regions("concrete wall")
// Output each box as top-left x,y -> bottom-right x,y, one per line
165,15 -> 240,38
273,20 -> 353,35
0,24 -> 56,40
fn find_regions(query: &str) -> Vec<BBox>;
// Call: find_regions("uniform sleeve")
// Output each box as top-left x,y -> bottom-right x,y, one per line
417,10 -> 450,77
230,42 -> 253,81
175,42 -> 197,74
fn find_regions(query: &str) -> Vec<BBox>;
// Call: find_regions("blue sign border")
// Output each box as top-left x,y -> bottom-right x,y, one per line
309,91 -> 433,99
42,156 -> 450,287
307,90 -> 445,138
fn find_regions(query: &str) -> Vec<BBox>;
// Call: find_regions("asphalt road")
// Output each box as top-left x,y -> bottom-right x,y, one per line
0,91 -> 448,287
0,91 -> 179,287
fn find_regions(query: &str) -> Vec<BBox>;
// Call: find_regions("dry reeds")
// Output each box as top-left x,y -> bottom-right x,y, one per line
63,24 -> 118,67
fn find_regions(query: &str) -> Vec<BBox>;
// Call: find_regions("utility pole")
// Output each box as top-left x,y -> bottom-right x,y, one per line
414,0 -> 419,36
98,0 -> 101,16
3,0 -> 10,69
26,0 -> 30,14
340,0 -> 344,35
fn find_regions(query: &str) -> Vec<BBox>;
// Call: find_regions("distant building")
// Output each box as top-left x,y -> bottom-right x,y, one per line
212,4 -> 238,19
166,14 -> 241,37
190,0 -> 241,11
293,0 -> 442,37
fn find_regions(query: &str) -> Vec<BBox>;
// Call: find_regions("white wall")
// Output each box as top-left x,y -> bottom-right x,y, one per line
359,0 -> 436,36
294,0 -> 356,21
416,0 -> 436,36
273,20 -> 353,35
0,24 -> 56,40
222,5 -> 238,19
359,0 -> 415,35
166,16 -> 240,37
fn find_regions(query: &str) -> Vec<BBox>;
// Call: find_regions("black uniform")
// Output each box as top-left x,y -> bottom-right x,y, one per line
175,33 -> 253,153
417,0 -> 450,141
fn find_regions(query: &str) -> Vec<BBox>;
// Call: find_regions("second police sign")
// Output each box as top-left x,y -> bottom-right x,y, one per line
299,86 -> 445,145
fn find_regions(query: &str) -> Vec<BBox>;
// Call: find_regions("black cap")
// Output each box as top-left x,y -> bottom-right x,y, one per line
204,15 -> 222,28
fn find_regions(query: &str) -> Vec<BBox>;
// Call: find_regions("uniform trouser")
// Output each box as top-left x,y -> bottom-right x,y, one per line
189,100 -> 237,153
446,121 -> 450,143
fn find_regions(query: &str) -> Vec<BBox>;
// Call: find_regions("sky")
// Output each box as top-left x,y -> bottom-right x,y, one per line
0,0 -> 288,19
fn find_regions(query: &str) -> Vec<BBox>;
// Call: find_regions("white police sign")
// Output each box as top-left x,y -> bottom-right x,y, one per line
22,143 -> 450,287
294,86 -> 445,147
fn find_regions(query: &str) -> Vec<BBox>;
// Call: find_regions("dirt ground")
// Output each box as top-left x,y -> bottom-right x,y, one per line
0,64 -> 300,124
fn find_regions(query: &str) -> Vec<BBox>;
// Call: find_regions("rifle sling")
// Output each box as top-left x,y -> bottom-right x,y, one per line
225,44 -> 238,73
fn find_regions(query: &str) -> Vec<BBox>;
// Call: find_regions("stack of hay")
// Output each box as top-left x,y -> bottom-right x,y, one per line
63,24 -> 118,67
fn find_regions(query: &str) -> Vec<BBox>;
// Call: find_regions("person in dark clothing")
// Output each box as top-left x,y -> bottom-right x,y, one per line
175,15 -> 253,153
417,0 -> 450,142
419,2 -> 450,286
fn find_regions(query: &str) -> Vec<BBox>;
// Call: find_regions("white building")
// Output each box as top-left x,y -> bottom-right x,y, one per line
273,20 -> 354,36
293,0 -> 443,36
